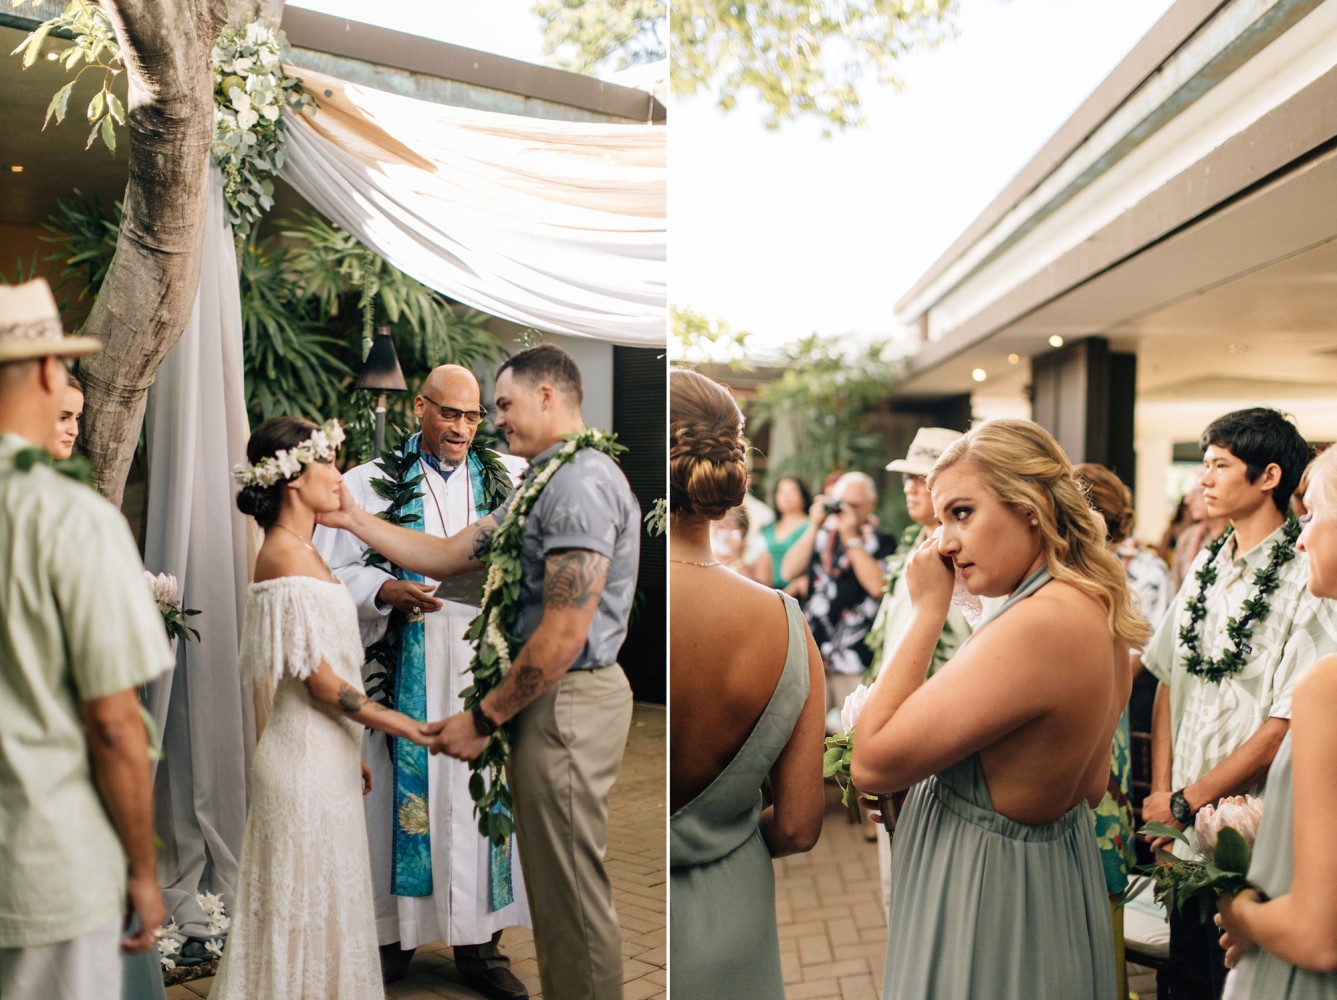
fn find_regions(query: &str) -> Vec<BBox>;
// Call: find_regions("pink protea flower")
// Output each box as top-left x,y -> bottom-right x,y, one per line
1195,794 -> 1263,858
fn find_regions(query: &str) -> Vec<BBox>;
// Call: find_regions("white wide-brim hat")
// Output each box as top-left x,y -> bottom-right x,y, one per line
886,426 -> 965,476
0,280 -> 101,362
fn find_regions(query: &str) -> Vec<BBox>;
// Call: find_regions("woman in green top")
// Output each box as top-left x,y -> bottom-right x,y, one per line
1216,445 -> 1337,998
757,475 -> 812,591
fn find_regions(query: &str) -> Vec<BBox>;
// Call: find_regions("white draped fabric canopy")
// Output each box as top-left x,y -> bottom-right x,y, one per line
282,67 -> 666,346
143,67 -> 665,934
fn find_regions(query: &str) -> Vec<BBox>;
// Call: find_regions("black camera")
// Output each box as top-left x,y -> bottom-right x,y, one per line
822,499 -> 845,516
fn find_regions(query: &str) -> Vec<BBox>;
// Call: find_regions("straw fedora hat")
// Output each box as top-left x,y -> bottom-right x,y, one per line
886,427 -> 963,476
0,280 -> 101,362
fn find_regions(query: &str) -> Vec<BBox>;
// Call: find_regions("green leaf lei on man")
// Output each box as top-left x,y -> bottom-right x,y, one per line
462,426 -> 626,846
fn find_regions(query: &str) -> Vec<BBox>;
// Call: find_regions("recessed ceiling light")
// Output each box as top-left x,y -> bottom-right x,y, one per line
1007,353 -> 1020,364
8,165 -> 22,173
1048,335 -> 1064,348
45,52 -> 58,62
971,368 -> 987,383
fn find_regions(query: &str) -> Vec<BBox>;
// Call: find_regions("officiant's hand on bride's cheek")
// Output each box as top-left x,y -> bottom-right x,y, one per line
315,480 -> 358,530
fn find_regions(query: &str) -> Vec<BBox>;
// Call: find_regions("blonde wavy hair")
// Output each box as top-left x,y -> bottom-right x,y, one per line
928,419 -> 1151,650
1305,445 -> 1337,510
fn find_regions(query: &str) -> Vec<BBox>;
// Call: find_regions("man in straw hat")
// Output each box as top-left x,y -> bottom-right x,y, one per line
865,426 -> 971,908
0,280 -> 174,998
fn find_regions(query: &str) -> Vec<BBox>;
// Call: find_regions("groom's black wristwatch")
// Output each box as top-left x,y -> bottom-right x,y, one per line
1170,789 -> 1196,825
471,701 -> 498,737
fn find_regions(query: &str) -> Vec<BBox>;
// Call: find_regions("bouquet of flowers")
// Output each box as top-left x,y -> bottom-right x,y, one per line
145,572 -> 201,644
823,684 -> 893,825
1135,794 -> 1263,921
822,688 -> 864,822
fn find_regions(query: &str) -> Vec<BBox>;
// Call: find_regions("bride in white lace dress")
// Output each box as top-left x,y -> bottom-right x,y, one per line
211,417 -> 431,1000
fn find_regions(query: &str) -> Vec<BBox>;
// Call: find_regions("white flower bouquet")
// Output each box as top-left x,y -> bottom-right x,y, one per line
1134,794 -> 1263,921
822,684 -> 874,822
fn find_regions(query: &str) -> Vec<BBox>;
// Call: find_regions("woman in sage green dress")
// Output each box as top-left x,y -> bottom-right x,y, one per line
668,369 -> 825,999
851,419 -> 1151,1000
1216,445 -> 1337,998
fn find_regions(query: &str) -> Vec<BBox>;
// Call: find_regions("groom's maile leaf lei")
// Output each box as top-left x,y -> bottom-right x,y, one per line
462,427 -> 627,846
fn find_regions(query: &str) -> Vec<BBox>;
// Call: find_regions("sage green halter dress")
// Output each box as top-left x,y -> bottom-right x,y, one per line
670,592 -> 810,999
1223,732 -> 1337,999
882,567 -> 1116,1000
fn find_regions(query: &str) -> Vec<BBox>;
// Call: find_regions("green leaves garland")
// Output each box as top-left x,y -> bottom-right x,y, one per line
361,446 -> 425,710
1178,517 -> 1300,682
358,442 -> 522,713
13,445 -> 95,486
211,22 -> 315,240
462,427 -> 627,845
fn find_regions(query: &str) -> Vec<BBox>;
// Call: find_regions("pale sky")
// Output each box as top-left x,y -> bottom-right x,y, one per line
672,0 -> 1179,349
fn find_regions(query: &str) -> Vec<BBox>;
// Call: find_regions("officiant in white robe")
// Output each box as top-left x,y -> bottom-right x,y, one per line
315,365 -> 531,1000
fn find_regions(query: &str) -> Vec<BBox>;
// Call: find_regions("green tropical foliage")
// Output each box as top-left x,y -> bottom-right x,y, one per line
38,194 -> 506,458
41,189 -> 120,301
749,332 -> 901,493
239,237 -> 352,423
670,305 -> 751,367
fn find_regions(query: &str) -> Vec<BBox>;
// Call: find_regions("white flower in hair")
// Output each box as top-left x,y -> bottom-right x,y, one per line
274,448 -> 300,479
232,418 -> 344,489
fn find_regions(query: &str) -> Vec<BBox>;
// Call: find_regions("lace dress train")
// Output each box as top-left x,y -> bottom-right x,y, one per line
209,577 -> 382,1000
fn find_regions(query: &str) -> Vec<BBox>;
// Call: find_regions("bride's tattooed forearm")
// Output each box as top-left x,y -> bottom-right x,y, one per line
337,683 -> 388,715
472,524 -> 496,561
542,550 -> 609,609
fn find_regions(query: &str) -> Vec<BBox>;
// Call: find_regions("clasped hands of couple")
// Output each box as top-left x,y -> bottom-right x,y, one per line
391,711 -> 491,762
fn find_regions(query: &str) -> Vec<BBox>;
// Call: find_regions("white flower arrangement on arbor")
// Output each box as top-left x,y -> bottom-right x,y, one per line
211,21 -> 315,239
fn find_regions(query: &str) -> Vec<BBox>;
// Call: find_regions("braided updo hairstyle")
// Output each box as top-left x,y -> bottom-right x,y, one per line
669,368 -> 748,521
235,416 -> 320,529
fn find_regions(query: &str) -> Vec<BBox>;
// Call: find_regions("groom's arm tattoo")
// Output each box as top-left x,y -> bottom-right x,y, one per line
492,663 -> 549,720
542,549 -> 609,610
471,523 -> 496,561
490,550 -> 610,720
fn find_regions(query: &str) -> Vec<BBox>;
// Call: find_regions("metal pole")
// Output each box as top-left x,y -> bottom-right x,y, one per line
374,391 -> 388,455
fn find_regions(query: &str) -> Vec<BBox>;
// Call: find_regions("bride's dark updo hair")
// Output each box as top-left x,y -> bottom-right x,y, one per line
235,416 -> 320,529
669,368 -> 748,521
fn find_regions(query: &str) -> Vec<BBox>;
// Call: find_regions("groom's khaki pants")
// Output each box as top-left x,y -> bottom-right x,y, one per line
0,915 -> 119,1000
509,665 -> 634,1000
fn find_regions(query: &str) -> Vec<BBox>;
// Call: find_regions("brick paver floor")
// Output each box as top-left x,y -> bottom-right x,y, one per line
777,782 -> 1160,1000
165,702 -> 666,1000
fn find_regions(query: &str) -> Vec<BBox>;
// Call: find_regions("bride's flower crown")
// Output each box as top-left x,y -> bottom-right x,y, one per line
232,419 -> 345,488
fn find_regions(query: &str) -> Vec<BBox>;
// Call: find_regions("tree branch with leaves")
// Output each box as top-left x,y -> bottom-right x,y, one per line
672,0 -> 956,133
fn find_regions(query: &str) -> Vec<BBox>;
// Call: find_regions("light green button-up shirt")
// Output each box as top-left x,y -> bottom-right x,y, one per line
0,434 -> 173,947
1145,519 -> 1337,857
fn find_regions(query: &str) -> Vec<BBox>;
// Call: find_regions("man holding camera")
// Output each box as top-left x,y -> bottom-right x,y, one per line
781,471 -> 895,731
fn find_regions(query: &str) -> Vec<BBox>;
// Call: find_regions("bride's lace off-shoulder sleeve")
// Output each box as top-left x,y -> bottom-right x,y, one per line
237,578 -> 362,683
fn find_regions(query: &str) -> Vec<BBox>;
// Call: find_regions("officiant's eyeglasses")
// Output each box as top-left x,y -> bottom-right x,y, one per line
419,392 -> 487,425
